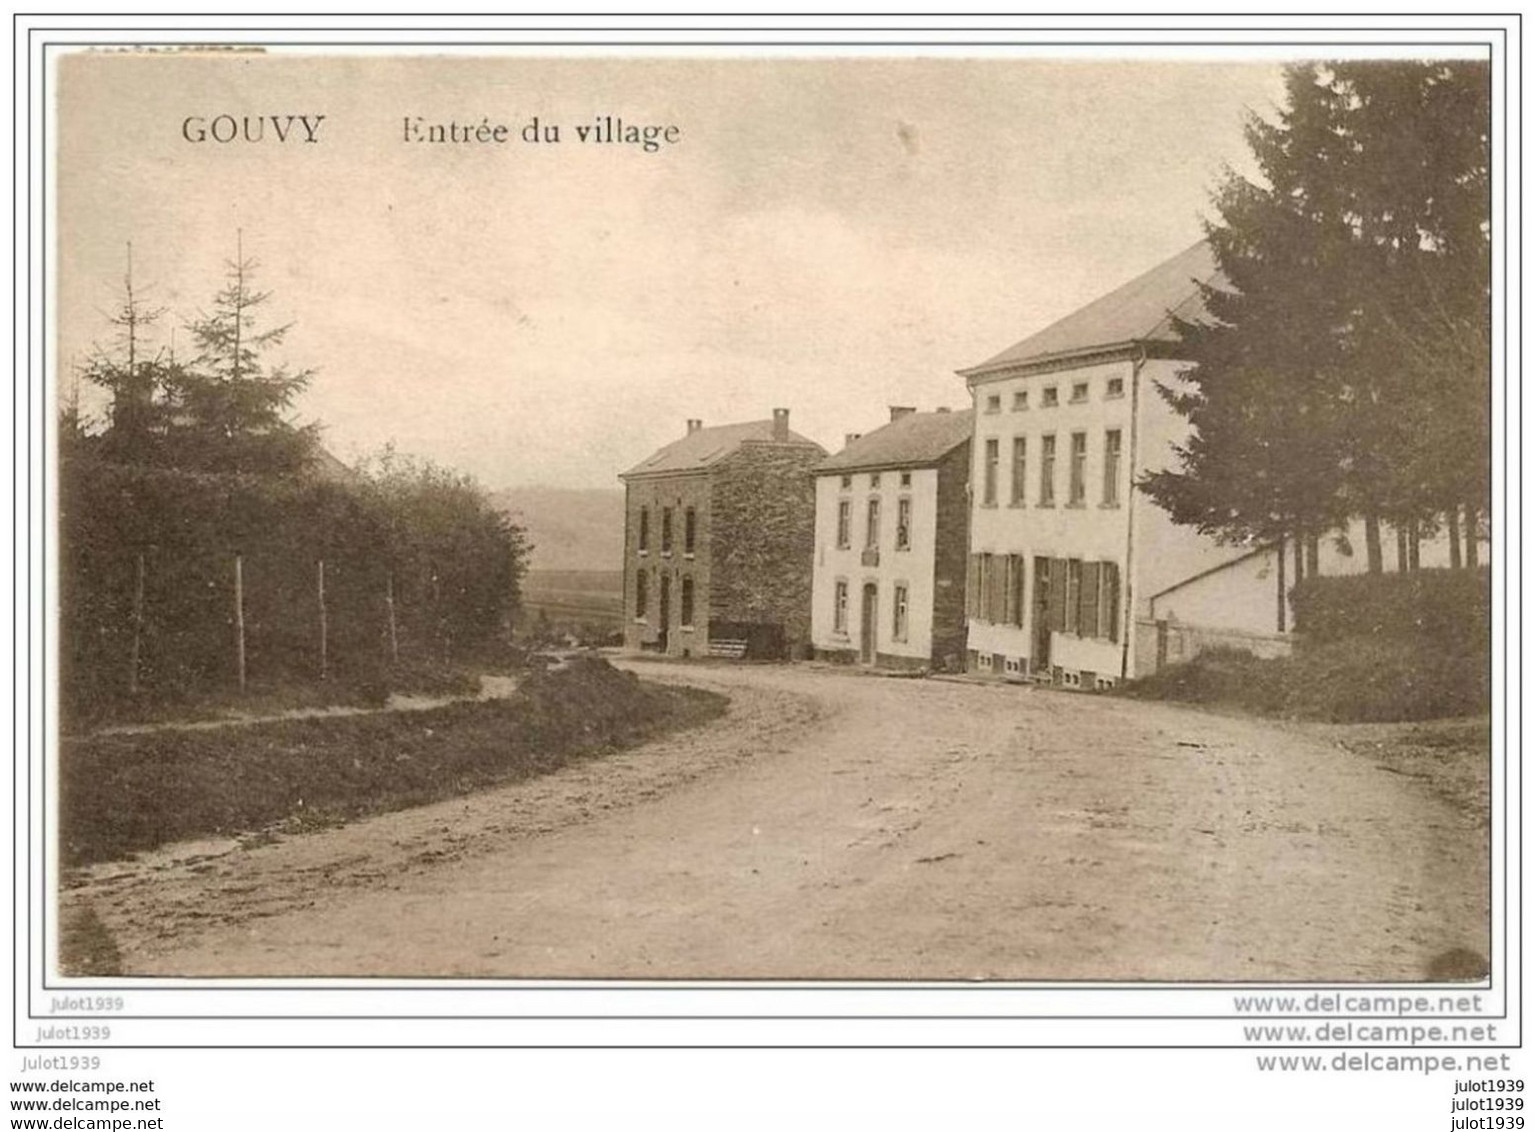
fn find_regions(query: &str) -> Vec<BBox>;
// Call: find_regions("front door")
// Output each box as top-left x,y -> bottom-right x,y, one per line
1032,556 -> 1052,671
860,583 -> 878,665
658,574 -> 671,653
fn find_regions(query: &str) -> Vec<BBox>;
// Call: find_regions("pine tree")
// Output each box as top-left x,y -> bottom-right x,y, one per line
1141,61 -> 1491,572
167,232 -> 319,474
79,242 -> 173,465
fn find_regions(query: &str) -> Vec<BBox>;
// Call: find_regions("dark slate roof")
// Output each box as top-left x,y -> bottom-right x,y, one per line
961,240 -> 1221,377
621,419 -> 822,478
816,409 -> 974,474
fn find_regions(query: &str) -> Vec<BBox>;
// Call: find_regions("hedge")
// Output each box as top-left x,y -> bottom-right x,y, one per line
1291,566 -> 1490,655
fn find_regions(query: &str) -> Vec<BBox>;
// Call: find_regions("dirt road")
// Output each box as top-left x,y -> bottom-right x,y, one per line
67,662 -> 1488,980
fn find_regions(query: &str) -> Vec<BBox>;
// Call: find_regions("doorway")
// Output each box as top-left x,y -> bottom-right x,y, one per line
1032,556 -> 1052,672
860,583 -> 878,665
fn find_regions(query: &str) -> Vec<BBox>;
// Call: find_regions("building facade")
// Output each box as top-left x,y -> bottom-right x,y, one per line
958,240 -> 1483,684
619,411 -> 825,659
810,407 -> 972,671
959,241 -> 1251,685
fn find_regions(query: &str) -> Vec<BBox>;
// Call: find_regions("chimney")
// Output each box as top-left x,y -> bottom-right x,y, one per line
686,418 -> 703,434
889,405 -> 916,422
844,432 -> 862,448
772,407 -> 790,441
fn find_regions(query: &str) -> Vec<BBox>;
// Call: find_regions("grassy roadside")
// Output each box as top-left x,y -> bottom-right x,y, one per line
60,657 -> 727,868
1115,641 -> 1487,723
1328,716 -> 1491,830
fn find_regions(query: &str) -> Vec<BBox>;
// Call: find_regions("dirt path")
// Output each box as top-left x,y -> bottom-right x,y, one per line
66,662 -> 1487,980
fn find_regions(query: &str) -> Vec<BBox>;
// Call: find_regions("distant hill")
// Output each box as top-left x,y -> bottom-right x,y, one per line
492,486 -> 626,573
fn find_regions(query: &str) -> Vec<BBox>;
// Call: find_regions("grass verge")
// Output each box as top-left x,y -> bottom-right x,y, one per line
1116,640 -> 1488,723
60,657 -> 727,867
1330,716 -> 1491,829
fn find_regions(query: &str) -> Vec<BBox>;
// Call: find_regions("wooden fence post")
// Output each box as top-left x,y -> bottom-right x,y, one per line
128,553 -> 145,695
317,559 -> 329,680
385,571 -> 400,664
234,554 -> 247,692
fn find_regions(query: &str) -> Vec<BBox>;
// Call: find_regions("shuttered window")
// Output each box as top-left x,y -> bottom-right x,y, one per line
1010,555 -> 1026,627
1049,557 -> 1069,631
1100,561 -> 1121,643
1079,561 -> 1101,637
967,554 -> 981,619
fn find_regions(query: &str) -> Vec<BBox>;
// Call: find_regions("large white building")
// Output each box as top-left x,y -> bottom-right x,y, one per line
810,407 -> 973,671
958,241 -> 1481,684
959,242 -> 1264,684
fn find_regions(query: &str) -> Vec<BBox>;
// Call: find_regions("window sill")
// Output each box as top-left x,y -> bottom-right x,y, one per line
1008,501 -> 1026,509
1037,502 -> 1056,509
1065,502 -> 1087,510
1068,399 -> 1088,406
683,552 -> 695,560
637,550 -> 648,557
980,502 -> 998,509
1099,501 -> 1122,510
680,625 -> 695,633
1104,392 -> 1125,401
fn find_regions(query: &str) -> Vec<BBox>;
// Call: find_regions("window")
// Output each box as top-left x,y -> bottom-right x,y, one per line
1066,559 -> 1082,628
985,393 -> 1002,414
983,438 -> 999,505
1102,428 -> 1122,506
836,499 -> 852,549
893,584 -> 909,642
866,497 -> 881,547
1098,561 -> 1121,642
900,471 -> 911,488
1010,436 -> 1027,506
635,570 -> 648,618
1068,432 -> 1087,506
684,507 -> 697,554
1106,376 -> 1125,399
840,474 -> 852,490
680,576 -> 695,627
661,507 -> 674,554
834,580 -> 849,633
638,507 -> 650,552
1009,554 -> 1026,628
1042,386 -> 1059,408
1039,434 -> 1056,506
1012,390 -> 1028,411
871,472 -> 882,489
1070,381 -> 1089,403
896,496 -> 912,550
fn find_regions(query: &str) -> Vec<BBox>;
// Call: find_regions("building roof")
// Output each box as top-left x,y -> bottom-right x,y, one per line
960,240 -> 1221,378
620,418 -> 822,478
816,409 -> 974,474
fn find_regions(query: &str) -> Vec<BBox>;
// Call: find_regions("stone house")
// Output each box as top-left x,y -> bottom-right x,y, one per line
618,410 -> 825,659
809,407 -> 972,671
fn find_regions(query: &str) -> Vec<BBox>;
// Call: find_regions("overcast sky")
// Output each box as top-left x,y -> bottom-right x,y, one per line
57,53 -> 1288,490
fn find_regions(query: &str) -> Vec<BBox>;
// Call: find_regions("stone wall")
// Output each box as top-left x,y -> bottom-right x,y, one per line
621,472 -> 714,657
707,441 -> 824,654
930,440 -> 972,670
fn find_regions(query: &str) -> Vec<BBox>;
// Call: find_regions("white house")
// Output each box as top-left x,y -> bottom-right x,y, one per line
958,240 -> 1481,684
810,407 -> 973,671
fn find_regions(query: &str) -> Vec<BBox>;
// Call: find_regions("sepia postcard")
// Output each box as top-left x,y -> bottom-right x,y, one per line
48,44 -> 1495,997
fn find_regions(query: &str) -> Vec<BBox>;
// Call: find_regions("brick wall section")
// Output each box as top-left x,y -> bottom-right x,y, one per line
707,441 -> 824,653
930,440 -> 972,668
622,472 -> 714,656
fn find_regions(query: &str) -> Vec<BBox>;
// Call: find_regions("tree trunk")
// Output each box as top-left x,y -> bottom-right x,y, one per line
1448,507 -> 1463,569
1305,535 -> 1320,579
1409,523 -> 1421,571
1397,526 -> 1410,573
1364,513 -> 1383,574
1293,529 -> 1305,583
1466,506 -> 1479,568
